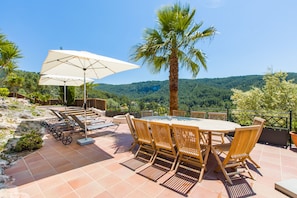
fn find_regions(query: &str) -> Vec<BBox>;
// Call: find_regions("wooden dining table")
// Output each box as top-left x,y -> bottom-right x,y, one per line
140,116 -> 241,177
141,116 -> 241,133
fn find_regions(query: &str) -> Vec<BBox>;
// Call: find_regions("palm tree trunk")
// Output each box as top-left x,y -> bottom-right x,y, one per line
169,51 -> 179,115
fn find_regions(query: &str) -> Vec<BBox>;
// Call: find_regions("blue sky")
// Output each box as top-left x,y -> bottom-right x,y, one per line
1,0 -> 297,85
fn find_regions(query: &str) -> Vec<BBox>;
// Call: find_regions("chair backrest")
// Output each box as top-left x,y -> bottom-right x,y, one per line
141,110 -> 154,117
190,111 -> 206,118
207,112 -> 227,120
172,110 -> 186,117
149,121 -> 175,154
171,124 -> 203,162
125,113 -> 137,141
225,125 -> 261,163
69,114 -> 85,129
50,109 -> 64,120
132,118 -> 154,146
251,117 -> 266,147
59,111 -> 71,121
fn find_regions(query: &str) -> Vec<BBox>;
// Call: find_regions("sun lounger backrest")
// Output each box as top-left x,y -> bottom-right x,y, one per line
69,114 -> 85,129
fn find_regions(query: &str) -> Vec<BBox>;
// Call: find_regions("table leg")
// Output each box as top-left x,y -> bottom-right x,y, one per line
210,141 -> 233,185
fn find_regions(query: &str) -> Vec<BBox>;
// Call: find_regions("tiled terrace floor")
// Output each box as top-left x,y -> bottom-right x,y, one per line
1,116 -> 297,198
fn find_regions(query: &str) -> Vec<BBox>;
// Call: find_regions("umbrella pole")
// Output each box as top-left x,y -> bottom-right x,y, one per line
64,81 -> 67,111
77,68 -> 94,145
84,69 -> 87,139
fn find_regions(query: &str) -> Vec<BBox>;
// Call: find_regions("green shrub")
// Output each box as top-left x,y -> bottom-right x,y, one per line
14,131 -> 43,152
0,88 -> 9,97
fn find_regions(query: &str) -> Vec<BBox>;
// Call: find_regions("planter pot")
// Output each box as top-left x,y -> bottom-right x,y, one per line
290,131 -> 297,147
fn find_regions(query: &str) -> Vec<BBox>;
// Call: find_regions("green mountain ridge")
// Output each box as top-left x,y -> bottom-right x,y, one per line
96,73 -> 297,109
2,70 -> 297,110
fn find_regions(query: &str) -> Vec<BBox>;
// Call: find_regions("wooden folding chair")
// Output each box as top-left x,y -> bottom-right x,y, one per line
208,112 -> 227,120
149,121 -> 178,170
190,111 -> 206,118
172,110 -> 186,117
247,117 -> 265,168
132,118 -> 156,162
207,112 -> 228,144
213,125 -> 261,185
224,117 -> 266,168
141,110 -> 154,117
125,113 -> 138,151
171,124 -> 209,182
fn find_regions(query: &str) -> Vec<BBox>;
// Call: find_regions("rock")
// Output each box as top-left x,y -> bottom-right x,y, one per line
0,159 -> 8,167
18,113 -> 33,119
0,175 -> 15,188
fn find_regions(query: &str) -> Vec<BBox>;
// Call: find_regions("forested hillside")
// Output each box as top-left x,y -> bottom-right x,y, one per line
96,73 -> 297,109
2,70 -> 297,110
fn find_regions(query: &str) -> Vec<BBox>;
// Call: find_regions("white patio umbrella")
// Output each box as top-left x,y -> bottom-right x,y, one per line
39,74 -> 94,105
40,50 -> 140,145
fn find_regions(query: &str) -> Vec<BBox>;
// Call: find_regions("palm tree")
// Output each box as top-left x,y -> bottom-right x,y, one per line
0,32 -> 22,72
131,3 -> 216,115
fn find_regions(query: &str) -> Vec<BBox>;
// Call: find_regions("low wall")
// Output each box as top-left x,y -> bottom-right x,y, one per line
42,98 -> 107,110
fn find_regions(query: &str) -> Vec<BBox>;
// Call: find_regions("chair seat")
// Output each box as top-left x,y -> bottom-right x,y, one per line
179,148 -> 200,158
156,142 -> 172,150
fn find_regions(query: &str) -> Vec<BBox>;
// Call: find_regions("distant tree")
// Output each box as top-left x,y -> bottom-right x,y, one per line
59,86 -> 75,105
131,2 -> 216,115
0,32 -> 22,74
5,73 -> 24,97
106,98 -> 120,111
231,72 -> 297,124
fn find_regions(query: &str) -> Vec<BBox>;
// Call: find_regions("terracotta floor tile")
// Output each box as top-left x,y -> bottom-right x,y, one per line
3,117 -> 297,198
60,168 -> 85,181
36,175 -> 66,192
106,181 -> 134,198
97,173 -> 122,189
138,180 -> 165,197
12,176 -> 35,186
125,173 -> 148,187
17,182 -> 42,197
86,166 -> 111,180
60,192 -> 80,198
68,174 -> 94,189
123,189 -> 152,198
29,163 -> 54,175
42,183 -> 73,198
93,191 -> 114,198
74,181 -> 105,197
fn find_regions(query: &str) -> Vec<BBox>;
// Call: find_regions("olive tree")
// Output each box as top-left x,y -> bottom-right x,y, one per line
231,72 -> 297,125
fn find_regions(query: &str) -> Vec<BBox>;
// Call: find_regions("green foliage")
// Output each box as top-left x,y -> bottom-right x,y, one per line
291,121 -> 297,132
106,98 -> 120,111
231,72 -> 297,124
0,87 -> 9,97
0,32 -> 22,73
5,72 -> 24,96
60,86 -> 75,105
14,131 -> 43,152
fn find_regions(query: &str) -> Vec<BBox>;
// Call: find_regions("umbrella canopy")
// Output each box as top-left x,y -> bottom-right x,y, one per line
39,74 -> 94,86
39,74 -> 94,105
40,50 -> 140,79
40,50 -> 140,142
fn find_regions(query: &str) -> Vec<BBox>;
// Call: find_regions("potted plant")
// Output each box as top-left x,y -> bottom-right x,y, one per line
290,121 -> 297,147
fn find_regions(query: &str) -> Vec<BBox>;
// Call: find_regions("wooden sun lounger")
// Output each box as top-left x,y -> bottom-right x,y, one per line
69,114 -> 118,132
59,110 -> 106,124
